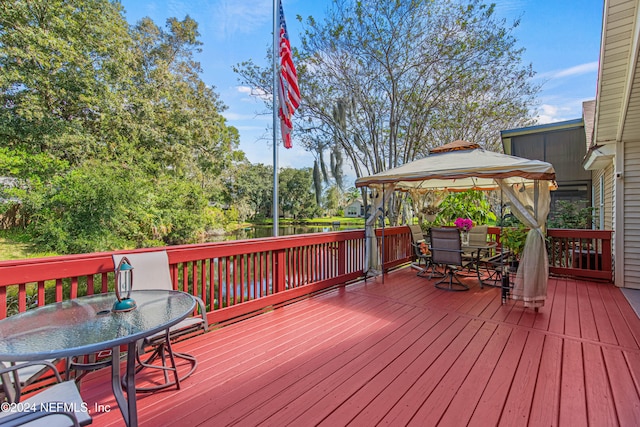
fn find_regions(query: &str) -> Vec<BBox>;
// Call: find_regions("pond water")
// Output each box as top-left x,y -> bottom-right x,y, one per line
206,224 -> 364,242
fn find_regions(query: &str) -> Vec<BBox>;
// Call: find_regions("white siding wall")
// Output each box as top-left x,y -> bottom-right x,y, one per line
592,163 -> 614,230
624,140 -> 640,289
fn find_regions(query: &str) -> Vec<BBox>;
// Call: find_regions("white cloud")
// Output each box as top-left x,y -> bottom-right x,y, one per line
536,62 -> 599,80
237,85 -> 271,101
222,111 -> 261,121
210,0 -> 272,40
534,97 -> 593,124
536,104 -> 564,124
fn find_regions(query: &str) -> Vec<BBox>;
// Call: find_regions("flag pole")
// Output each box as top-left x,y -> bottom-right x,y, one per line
272,0 -> 279,237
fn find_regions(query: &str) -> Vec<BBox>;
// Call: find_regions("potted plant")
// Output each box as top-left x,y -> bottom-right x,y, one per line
421,205 -> 440,222
454,217 -> 474,245
499,224 -> 528,270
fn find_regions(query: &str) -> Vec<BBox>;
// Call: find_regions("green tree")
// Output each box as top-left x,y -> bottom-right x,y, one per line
125,16 -> 242,179
0,1 -> 244,252
324,185 -> 342,215
279,167 -> 319,219
438,190 -> 497,226
25,162 -> 155,253
223,162 -> 274,220
0,0 -> 133,169
235,0 -> 538,225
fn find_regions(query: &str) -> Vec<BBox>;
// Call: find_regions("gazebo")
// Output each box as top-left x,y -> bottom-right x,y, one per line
355,141 -> 557,309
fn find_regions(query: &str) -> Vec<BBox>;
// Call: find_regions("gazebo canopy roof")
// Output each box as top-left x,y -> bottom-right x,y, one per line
355,141 -> 556,192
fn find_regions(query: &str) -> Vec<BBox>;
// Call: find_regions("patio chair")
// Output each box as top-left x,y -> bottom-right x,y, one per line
476,249 -> 513,295
112,250 -> 208,392
0,409 -> 82,427
462,225 -> 489,269
0,362 -> 91,426
408,224 -> 434,277
429,227 -> 468,291
1,360 -> 59,404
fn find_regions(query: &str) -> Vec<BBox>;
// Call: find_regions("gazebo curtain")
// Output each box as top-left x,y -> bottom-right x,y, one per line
496,179 -> 551,308
364,184 -> 395,276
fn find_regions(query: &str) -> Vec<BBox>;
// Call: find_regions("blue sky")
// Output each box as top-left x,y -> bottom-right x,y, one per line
119,0 -> 603,172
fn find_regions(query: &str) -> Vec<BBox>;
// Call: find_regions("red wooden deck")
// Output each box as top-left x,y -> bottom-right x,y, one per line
79,266 -> 640,426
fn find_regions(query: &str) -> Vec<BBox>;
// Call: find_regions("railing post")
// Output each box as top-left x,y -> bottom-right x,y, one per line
338,240 -> 346,276
602,232 -> 613,278
274,248 -> 286,293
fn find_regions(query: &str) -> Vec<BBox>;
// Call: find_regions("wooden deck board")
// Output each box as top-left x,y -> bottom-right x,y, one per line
65,266 -> 640,426
528,335 -> 562,426
559,340 -> 587,425
583,343 -> 618,426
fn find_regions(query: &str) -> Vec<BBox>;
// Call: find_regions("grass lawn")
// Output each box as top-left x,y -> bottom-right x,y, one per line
0,231 -> 55,261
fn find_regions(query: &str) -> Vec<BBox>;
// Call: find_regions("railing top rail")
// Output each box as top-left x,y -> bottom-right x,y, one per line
0,229 -> 367,286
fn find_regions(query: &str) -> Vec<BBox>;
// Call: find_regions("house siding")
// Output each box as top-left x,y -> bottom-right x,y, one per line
624,140 -> 640,289
593,163 -> 615,230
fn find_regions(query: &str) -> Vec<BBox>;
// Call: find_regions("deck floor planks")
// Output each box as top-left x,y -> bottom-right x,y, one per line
559,339 -> 588,425
588,281 -> 618,344
498,331 -> 545,426
301,315 -> 453,424
466,327 -> 530,427
528,335 -> 562,426
601,347 -> 640,425
407,321 -> 498,426
329,315 -> 464,427
376,318 -> 487,426
607,283 -> 640,346
157,298 -> 411,425
216,305 -> 445,426
600,284 -> 639,348
72,266 -> 640,427
548,275 -> 568,335
564,279 -> 581,338
577,279 -> 600,341
436,324 -> 513,426
583,342 -> 618,426
312,315 -> 472,427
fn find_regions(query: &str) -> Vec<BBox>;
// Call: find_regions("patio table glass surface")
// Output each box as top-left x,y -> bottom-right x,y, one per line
462,241 -> 499,287
0,289 -> 196,427
0,290 -> 196,360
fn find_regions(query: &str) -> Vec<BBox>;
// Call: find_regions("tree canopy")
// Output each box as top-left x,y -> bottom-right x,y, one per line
0,0 -> 246,252
236,0 -> 539,181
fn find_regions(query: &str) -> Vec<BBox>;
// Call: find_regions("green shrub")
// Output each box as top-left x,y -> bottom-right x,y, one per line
548,200 -> 594,229
500,224 -> 528,260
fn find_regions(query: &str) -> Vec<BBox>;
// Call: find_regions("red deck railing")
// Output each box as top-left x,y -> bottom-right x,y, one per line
0,226 -> 613,321
486,226 -> 614,282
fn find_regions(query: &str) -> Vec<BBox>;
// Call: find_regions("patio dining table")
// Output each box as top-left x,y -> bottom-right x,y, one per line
462,240 -> 500,287
0,289 -> 196,427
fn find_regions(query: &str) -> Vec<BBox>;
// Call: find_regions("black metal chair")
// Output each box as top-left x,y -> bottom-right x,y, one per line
430,227 -> 468,291
408,224 -> 434,277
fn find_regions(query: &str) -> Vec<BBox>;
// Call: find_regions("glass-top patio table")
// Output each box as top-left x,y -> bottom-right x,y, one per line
0,289 -> 196,427
462,241 -> 500,287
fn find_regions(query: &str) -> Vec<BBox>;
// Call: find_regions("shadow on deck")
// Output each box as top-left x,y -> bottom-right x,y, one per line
81,266 -> 640,426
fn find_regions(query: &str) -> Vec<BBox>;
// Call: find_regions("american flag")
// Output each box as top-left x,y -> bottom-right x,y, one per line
277,0 -> 300,149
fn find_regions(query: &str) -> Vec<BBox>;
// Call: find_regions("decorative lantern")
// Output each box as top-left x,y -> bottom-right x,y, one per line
113,256 -> 137,312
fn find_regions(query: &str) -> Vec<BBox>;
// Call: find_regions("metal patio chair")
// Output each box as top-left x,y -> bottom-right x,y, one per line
112,250 -> 208,392
429,227 -> 468,291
